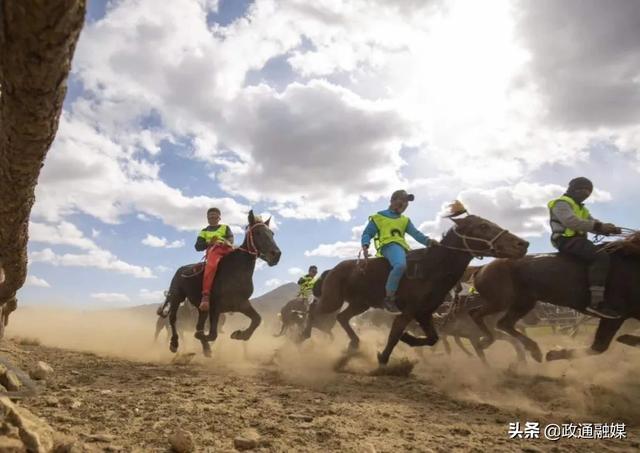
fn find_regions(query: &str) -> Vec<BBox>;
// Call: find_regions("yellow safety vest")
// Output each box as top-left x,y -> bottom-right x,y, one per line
548,196 -> 590,238
198,224 -> 229,244
298,275 -> 316,298
370,213 -> 410,256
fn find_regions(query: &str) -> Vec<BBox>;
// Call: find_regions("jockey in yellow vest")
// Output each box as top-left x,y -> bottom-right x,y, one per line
297,265 -> 318,302
548,177 -> 621,319
361,190 -> 435,313
195,207 -> 234,312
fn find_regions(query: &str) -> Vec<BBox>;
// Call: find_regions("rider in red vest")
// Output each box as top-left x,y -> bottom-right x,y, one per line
195,207 -> 234,312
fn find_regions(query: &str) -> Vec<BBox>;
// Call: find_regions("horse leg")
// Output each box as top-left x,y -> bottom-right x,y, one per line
468,303 -> 504,349
168,301 -> 180,353
547,318 -> 625,361
495,300 -> 542,362
230,303 -> 261,341
377,313 -> 413,365
442,335 -> 452,355
400,312 -> 438,347
205,309 -> 220,342
336,303 -> 368,351
454,336 -> 472,357
154,316 -> 165,343
468,337 -> 488,365
494,331 -> 527,362
192,309 -> 211,357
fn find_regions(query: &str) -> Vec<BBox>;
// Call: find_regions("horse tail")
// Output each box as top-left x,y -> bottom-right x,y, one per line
274,313 -> 287,337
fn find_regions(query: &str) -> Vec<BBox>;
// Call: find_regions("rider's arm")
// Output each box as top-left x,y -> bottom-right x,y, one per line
551,201 -> 600,234
224,227 -> 234,245
195,231 -> 208,251
406,220 -> 430,246
361,219 -> 378,247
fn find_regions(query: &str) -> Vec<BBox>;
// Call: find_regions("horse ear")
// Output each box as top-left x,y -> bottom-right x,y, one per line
248,210 -> 255,225
265,216 -> 271,226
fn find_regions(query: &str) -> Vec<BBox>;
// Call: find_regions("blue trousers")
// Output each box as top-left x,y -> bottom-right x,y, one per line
381,243 -> 407,295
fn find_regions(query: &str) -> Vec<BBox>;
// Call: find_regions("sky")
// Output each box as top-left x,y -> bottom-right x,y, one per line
19,0 -> 640,308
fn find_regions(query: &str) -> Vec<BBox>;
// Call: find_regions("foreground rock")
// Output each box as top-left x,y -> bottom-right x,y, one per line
169,428 -> 194,452
0,396 -> 54,452
233,429 -> 261,451
29,362 -> 54,381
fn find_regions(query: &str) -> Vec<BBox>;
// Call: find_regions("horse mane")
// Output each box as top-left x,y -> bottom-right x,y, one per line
602,230 -> 640,256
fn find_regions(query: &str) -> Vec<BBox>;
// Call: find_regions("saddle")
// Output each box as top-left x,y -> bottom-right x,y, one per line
180,262 -> 205,278
406,248 -> 431,280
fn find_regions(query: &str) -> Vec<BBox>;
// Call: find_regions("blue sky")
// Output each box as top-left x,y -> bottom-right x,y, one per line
19,0 -> 640,308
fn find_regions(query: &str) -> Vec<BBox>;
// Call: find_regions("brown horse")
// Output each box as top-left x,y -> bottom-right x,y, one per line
301,212 -> 529,365
471,231 -> 640,362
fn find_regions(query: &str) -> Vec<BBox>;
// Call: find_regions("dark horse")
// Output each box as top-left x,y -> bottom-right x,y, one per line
275,270 -> 336,340
471,231 -> 640,362
164,211 -> 281,356
301,211 -> 529,365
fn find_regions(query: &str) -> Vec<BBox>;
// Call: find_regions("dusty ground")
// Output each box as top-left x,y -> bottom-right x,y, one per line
3,307 -> 640,452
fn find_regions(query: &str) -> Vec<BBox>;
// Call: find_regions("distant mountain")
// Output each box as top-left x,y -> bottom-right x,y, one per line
122,282 -> 299,317
251,282 -> 298,314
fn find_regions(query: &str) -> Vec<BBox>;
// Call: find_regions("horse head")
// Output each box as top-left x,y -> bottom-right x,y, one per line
245,210 -> 281,266
447,214 -> 529,259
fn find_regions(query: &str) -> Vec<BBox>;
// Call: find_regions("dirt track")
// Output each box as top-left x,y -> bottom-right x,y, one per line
4,308 -> 640,452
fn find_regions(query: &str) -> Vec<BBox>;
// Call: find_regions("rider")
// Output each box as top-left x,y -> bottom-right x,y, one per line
548,177 -> 622,319
361,189 -> 433,313
195,207 -> 234,312
297,265 -> 318,304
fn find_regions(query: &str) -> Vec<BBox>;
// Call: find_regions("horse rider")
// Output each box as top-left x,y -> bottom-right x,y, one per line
195,207 -> 234,312
361,189 -> 434,313
548,176 -> 622,319
297,265 -> 318,304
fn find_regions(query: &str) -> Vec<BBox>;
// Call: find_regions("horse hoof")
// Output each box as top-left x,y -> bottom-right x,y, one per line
546,349 -> 568,361
203,349 -> 212,358
377,352 -> 388,366
170,344 -> 178,353
347,341 -> 359,352
231,330 -> 248,341
425,336 -> 439,347
478,337 -> 493,349
530,348 -> 543,363
194,331 -> 206,341
205,334 -> 217,342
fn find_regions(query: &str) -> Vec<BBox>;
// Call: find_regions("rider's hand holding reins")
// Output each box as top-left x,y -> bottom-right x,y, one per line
362,244 -> 370,260
600,223 -> 622,235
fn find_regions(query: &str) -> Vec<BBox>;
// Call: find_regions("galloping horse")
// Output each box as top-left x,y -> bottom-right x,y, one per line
301,208 -> 529,365
470,231 -> 640,362
164,211 -> 281,356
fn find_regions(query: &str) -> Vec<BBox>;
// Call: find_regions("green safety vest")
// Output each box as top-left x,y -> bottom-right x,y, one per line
198,224 -> 229,244
370,213 -> 410,256
298,275 -> 316,298
547,196 -> 590,238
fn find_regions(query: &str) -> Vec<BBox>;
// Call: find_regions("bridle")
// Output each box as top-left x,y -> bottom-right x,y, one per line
238,222 -> 272,260
437,226 -> 509,258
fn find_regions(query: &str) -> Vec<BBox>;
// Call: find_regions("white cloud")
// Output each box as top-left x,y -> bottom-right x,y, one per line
30,248 -> 155,279
25,276 -> 51,288
418,182 -> 612,239
265,278 -> 283,289
141,234 -> 185,249
91,292 -> 131,304
288,267 -> 303,276
139,289 -> 166,302
29,221 -> 98,250
91,228 -> 101,238
305,240 -> 360,259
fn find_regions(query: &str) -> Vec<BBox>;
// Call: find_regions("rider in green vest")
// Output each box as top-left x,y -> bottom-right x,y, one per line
297,265 -> 318,301
361,190 -> 435,313
195,207 -> 235,312
548,177 -> 621,319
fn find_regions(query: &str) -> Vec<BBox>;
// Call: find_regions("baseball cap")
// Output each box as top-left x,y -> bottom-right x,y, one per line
390,189 -> 415,202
